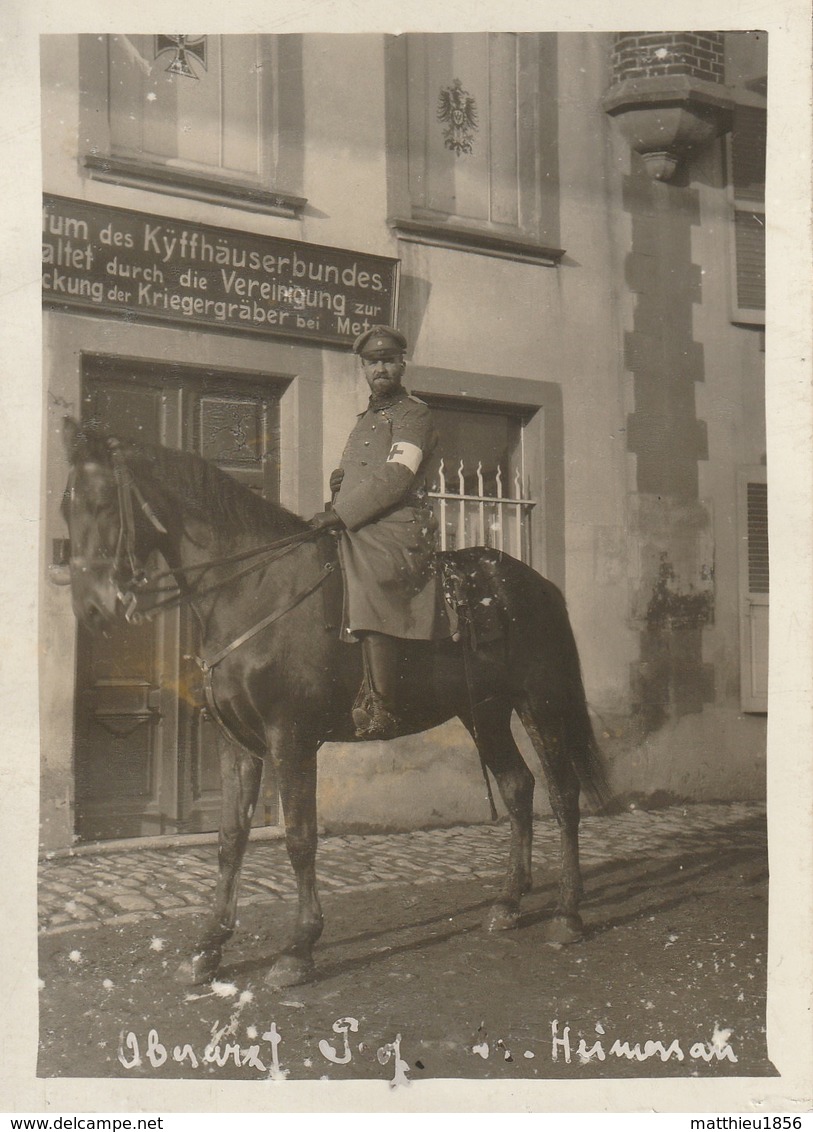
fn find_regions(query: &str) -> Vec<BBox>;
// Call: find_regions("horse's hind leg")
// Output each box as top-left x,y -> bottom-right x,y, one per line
177,745 -> 262,985
515,702 -> 584,943
460,699 -> 535,932
265,725 -> 323,988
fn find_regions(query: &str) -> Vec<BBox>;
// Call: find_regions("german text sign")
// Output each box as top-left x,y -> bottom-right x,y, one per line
42,195 -> 399,346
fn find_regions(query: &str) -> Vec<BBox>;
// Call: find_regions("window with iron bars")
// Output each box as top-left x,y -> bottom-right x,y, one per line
423,400 -> 536,564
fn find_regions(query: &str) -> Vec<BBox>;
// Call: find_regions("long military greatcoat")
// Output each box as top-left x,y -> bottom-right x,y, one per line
332,387 -> 450,641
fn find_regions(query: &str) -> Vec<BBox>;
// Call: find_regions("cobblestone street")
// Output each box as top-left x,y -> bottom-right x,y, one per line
39,802 -> 765,935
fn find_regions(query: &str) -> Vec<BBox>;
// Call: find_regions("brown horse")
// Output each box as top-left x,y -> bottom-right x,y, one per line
60,417 -> 609,987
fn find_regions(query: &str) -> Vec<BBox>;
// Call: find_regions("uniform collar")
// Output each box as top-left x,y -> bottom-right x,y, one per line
366,386 -> 409,412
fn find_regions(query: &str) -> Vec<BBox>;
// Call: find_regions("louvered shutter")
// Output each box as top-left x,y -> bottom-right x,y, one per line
739,469 -> 769,711
729,106 -> 766,322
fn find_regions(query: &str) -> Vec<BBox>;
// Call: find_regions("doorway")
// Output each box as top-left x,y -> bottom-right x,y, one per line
74,354 -> 285,841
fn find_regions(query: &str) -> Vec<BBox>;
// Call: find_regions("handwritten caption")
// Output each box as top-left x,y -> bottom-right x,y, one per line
117,1013 -> 738,1083
118,1016 -> 409,1086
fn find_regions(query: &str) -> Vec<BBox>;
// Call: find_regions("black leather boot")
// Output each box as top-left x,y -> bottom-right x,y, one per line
352,632 -> 400,740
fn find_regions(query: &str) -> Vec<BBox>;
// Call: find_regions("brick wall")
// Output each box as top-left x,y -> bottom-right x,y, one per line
611,32 -> 725,84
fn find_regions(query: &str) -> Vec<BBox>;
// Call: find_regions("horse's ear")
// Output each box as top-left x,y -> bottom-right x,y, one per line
61,416 -> 112,463
62,417 -> 81,462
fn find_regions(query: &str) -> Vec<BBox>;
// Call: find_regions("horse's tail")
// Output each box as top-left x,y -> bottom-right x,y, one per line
511,561 -> 615,810
454,548 -> 612,811
552,675 -> 612,813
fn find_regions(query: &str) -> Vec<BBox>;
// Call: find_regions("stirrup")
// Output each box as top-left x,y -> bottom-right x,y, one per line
352,695 -> 400,740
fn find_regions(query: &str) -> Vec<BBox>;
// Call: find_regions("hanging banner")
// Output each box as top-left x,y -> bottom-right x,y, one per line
42,194 -> 400,347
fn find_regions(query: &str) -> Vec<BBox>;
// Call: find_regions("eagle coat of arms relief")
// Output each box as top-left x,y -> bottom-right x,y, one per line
437,78 -> 479,156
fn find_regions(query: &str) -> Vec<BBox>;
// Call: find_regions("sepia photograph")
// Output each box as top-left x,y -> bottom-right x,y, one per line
2,0 -> 811,1116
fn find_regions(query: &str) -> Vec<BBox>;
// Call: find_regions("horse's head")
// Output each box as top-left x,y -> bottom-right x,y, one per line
60,417 -> 168,632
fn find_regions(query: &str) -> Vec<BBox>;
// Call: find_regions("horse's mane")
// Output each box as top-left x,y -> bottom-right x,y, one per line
140,443 -> 308,540
75,425 -> 308,541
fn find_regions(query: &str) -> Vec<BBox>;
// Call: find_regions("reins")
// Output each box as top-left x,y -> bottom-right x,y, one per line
197,559 -> 335,673
97,447 -> 336,765
193,553 -> 336,768
121,529 -> 320,623
98,440 -> 336,662
104,440 -> 321,624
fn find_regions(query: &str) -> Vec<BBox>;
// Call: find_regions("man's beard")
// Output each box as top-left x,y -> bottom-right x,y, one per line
368,379 -> 402,407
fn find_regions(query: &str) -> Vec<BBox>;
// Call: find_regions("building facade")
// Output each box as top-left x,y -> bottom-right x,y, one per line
39,31 -> 768,851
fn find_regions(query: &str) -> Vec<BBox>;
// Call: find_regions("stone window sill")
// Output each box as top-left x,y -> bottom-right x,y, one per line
389,217 -> 564,266
83,154 -> 307,219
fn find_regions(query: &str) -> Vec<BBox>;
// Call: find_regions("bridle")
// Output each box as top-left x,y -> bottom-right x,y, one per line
67,439 -> 337,765
108,442 -> 172,620
110,442 -> 167,585
69,441 -> 332,649
62,443 -> 172,616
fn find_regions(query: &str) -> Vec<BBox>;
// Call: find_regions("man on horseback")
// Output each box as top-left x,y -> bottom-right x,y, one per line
309,325 -> 450,739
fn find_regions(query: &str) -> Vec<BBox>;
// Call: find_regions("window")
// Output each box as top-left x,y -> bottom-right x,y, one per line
738,468 -> 768,712
424,400 -> 535,564
388,33 -> 562,263
81,34 -> 305,217
109,36 -> 266,178
724,32 -> 767,324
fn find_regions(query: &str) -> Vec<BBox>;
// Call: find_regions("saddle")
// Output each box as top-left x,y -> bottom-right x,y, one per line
435,548 -> 507,650
315,534 -> 507,649
314,535 -> 511,743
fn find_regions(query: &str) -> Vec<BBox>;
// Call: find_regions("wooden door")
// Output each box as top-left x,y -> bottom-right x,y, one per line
74,356 -> 282,841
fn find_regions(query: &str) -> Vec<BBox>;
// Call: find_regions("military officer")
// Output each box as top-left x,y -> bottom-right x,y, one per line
309,325 -> 449,739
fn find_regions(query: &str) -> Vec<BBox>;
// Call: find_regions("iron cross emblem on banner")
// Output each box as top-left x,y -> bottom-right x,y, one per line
154,35 -> 208,79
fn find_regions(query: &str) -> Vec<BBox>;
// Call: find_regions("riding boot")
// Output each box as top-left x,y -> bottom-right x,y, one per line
352,632 -> 400,740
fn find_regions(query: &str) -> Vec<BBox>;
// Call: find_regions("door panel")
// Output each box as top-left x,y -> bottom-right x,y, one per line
75,378 -> 170,840
75,356 -> 282,841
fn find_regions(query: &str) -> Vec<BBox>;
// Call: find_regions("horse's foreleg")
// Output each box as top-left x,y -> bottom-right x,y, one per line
176,744 -> 262,986
460,700 -> 535,932
265,730 -> 323,988
516,704 -> 584,943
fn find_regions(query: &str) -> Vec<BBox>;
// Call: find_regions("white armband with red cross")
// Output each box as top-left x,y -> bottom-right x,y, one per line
386,441 -> 423,474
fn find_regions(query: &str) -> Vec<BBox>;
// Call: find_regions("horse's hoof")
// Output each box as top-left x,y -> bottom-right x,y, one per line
543,914 -> 584,945
485,901 -> 520,932
265,953 -> 315,988
175,950 -> 221,987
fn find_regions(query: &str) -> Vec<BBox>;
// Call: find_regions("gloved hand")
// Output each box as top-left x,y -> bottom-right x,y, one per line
309,510 -> 345,531
329,467 -> 345,495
